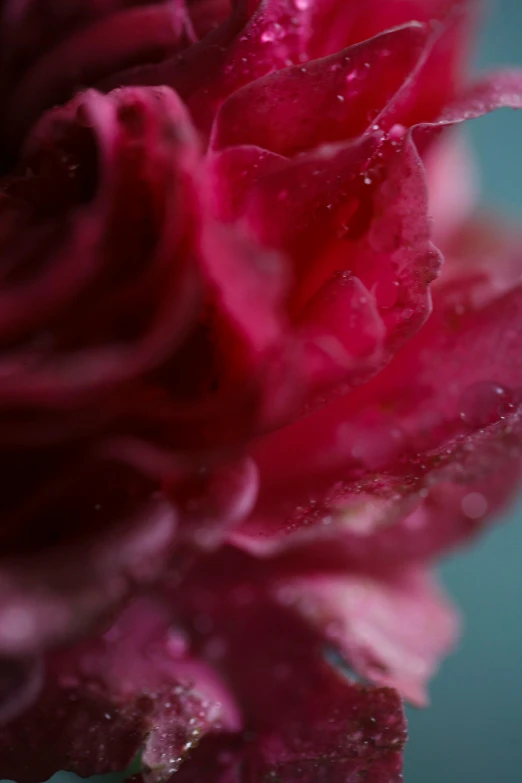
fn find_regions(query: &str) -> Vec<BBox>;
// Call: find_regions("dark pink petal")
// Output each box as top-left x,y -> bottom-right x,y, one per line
0,85 -> 217,648
157,219 -> 296,443
276,568 -> 457,706
0,493 -> 176,656
373,1 -> 475,131
109,0 -> 472,138
231,72 -> 522,560
6,3 -> 194,143
440,70 -> 522,122
233,275 -> 522,563
175,549 -> 407,783
172,457 -> 259,550
0,656 -> 43,722
198,221 -> 287,357
240,129 -> 440,405
207,145 -> 287,223
247,682 -> 405,783
188,0 -> 233,39
100,2 -> 253,134
212,23 -> 429,155
0,85 -> 202,401
263,457 -> 521,578
304,0 -> 472,66
162,734 -> 244,783
297,273 -> 386,393
0,599 -> 240,782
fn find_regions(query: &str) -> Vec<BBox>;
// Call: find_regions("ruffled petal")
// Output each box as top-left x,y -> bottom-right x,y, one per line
174,548 -> 407,783
275,567 -> 458,706
0,85 -> 202,401
6,3 -> 194,143
231,71 -> 522,560
233,275 -> 522,563
238,128 -> 440,404
212,23 -> 429,155
0,493 -> 176,656
108,0 -> 473,137
0,599 -> 240,782
0,656 -> 43,722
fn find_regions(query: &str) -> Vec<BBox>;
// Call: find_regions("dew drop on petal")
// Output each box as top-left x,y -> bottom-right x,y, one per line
389,123 -> 406,140
260,23 -> 284,43
461,492 -> 488,519
459,381 -> 515,428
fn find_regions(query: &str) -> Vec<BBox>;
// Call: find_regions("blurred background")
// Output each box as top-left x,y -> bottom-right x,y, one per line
2,1 -> 522,782
406,1 -> 522,780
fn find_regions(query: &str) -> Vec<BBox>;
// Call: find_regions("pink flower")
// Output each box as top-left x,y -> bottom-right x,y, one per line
0,1 -> 521,780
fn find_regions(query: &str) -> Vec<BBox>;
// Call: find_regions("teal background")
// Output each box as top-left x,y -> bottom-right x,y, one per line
406,1 -> 522,780
2,1 -> 522,782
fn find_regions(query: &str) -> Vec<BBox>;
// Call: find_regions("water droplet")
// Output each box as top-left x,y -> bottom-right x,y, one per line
389,123 -> 406,140
293,0 -> 309,9
260,23 -> 284,43
346,70 -> 357,83
461,492 -> 488,519
459,381 -> 515,428
336,94 -> 345,102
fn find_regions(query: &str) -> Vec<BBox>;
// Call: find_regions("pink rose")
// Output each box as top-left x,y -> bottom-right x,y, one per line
0,1 -> 521,780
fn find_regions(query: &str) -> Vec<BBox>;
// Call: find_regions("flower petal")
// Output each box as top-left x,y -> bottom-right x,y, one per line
231,71 -> 522,560
233,276 -> 522,563
175,548 -> 407,783
276,567 -> 458,706
240,128 -> 440,406
0,85 -> 202,402
6,3 -> 194,142
212,23 -> 430,155
0,492 -> 176,656
0,599 -> 240,782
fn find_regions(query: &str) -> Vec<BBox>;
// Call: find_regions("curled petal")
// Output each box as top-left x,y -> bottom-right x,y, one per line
298,273 -> 386,392
172,457 -> 260,549
6,4 -> 194,142
212,23 -> 430,155
233,276 -> 522,564
0,85 -> 202,401
0,656 -> 43,723
275,568 -> 458,706
232,73 -> 522,560
175,549 -> 407,783
0,599 -> 240,782
0,493 -> 176,656
240,128 -> 440,409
